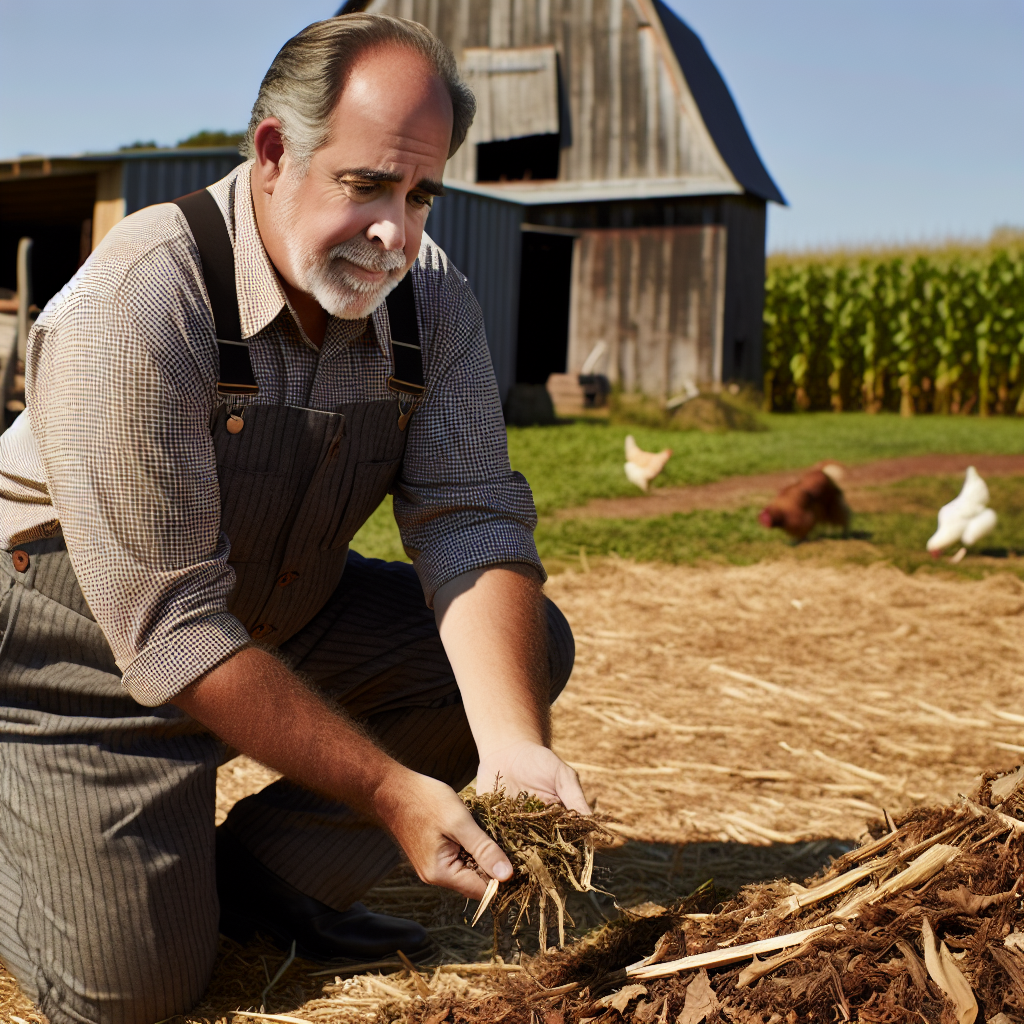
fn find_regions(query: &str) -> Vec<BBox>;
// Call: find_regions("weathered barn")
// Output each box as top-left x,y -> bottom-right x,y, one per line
2,0 -> 783,407
343,0 -> 786,402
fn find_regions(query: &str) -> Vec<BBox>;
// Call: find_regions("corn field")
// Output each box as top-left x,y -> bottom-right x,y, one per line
762,246 -> 1024,415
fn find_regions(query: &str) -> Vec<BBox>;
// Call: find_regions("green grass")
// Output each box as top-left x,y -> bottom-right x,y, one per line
352,475 -> 1024,582
506,412 -> 1024,516
350,415 -> 1024,573
535,475 -> 1024,580
351,497 -> 409,563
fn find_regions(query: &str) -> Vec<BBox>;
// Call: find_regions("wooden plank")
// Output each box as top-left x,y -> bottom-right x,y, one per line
567,225 -> 727,396
605,0 -> 623,180
590,0 -> 611,181
639,26 -> 659,176
463,46 -> 560,144
489,0 -> 512,49
619,2 -> 641,178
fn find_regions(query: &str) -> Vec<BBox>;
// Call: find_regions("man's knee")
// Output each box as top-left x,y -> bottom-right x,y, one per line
34,923 -> 218,1024
544,598 -> 575,700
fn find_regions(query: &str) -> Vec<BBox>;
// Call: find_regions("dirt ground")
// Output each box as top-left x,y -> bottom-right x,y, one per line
4,553 -> 1024,1020
566,452 -> 1024,518
544,556 -> 1024,840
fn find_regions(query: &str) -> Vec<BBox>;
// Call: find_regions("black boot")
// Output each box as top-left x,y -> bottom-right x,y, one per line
216,827 -> 432,963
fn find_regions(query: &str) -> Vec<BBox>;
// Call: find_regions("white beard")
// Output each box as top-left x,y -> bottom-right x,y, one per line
271,175 -> 409,320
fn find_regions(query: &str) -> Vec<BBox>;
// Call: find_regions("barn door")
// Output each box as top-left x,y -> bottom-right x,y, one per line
567,224 -> 727,399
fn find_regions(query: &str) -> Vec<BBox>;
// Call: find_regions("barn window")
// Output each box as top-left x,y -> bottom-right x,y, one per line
477,134 -> 560,182
462,46 -> 560,182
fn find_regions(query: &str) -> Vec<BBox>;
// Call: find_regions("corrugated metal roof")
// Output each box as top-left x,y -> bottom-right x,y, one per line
652,1 -> 786,206
442,175 -> 742,206
0,146 -> 243,164
121,153 -> 245,214
79,146 -> 244,161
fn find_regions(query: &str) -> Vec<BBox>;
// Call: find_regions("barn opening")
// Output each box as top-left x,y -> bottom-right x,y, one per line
476,133 -> 560,183
0,174 -> 96,307
515,230 -> 574,385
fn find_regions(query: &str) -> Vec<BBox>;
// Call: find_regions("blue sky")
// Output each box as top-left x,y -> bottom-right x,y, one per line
1,0 -> 1021,251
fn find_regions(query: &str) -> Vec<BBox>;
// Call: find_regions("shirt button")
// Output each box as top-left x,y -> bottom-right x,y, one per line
250,623 -> 275,641
11,550 -> 29,573
276,571 -> 299,588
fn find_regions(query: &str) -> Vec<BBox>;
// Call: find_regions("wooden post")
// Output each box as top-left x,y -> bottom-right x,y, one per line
2,237 -> 32,432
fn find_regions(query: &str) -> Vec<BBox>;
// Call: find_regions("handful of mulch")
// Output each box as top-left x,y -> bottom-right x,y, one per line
463,788 -> 618,951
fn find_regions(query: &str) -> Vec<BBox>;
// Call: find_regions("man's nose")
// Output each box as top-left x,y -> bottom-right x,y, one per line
367,198 -> 407,251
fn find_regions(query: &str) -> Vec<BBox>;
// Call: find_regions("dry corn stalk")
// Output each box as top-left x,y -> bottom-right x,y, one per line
922,916 -> 978,1024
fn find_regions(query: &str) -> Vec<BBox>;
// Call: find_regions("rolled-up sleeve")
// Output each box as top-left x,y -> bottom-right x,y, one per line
27,214 -> 249,706
393,251 -> 545,606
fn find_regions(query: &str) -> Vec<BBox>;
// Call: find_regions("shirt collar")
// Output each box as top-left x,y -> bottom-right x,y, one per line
226,162 -> 289,340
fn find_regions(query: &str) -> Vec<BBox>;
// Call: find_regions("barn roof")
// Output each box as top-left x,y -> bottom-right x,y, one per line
652,1 -> 786,205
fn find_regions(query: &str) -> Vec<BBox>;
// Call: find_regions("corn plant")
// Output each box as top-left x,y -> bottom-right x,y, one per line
763,245 -> 1024,415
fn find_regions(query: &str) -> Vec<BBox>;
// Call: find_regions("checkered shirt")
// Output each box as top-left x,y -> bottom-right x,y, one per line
0,161 -> 542,706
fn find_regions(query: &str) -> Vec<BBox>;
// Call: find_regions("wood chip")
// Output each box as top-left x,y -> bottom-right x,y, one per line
627,925 -> 833,980
921,917 -> 978,1024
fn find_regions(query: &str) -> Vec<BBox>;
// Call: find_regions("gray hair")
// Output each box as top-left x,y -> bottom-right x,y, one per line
243,13 -> 475,167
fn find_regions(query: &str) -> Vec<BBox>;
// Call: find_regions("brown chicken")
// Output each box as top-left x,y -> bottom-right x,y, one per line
758,465 -> 850,542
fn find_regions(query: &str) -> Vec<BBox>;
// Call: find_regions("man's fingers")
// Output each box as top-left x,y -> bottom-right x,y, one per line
451,814 -> 513,883
556,767 -> 592,815
442,859 -> 489,900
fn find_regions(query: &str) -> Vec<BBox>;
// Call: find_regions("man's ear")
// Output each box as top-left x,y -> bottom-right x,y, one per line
252,119 -> 286,194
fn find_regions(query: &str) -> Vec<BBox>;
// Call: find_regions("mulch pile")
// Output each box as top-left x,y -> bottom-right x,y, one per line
333,767 -> 1024,1024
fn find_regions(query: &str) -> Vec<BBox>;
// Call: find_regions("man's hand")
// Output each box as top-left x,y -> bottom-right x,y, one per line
477,740 -> 591,815
173,646 -> 511,898
374,769 -> 512,899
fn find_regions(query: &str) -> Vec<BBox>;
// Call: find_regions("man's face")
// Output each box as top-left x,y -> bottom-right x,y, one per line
263,45 -> 453,320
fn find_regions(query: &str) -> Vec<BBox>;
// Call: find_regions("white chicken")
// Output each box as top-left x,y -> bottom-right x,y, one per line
624,435 -> 672,492
926,466 -> 997,557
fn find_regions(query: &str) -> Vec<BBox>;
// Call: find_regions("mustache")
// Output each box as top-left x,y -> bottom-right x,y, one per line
326,237 -> 407,274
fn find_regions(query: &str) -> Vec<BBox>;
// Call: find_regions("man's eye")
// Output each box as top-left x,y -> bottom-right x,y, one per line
410,194 -> 433,208
351,183 -> 379,195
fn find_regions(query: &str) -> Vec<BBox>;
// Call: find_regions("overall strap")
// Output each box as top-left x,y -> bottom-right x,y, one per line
384,273 -> 424,430
174,189 -> 259,398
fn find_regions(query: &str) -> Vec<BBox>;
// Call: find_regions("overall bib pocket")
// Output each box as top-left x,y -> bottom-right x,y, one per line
326,458 -> 402,552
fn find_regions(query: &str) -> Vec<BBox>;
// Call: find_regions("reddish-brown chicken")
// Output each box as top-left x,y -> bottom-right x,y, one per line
758,465 -> 850,542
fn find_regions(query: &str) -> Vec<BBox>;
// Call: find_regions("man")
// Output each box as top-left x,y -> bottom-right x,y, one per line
0,14 -> 587,1024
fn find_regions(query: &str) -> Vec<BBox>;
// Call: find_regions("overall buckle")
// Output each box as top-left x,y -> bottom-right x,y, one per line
387,376 -> 425,431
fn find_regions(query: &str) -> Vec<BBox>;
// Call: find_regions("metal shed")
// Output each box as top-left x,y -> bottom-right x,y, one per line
0,147 -> 245,311
0,146 -> 527,401
423,184 -> 524,401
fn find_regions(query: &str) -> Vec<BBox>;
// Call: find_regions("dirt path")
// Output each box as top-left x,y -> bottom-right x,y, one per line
562,452 -> 1024,519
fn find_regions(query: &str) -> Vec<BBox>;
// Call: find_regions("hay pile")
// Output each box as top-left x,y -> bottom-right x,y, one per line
309,769 -> 1024,1023
544,559 -> 1024,846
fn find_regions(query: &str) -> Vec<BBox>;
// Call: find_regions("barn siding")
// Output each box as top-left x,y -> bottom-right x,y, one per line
369,0 -> 736,188
123,154 -> 245,214
424,187 -> 524,401
567,224 -> 726,397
